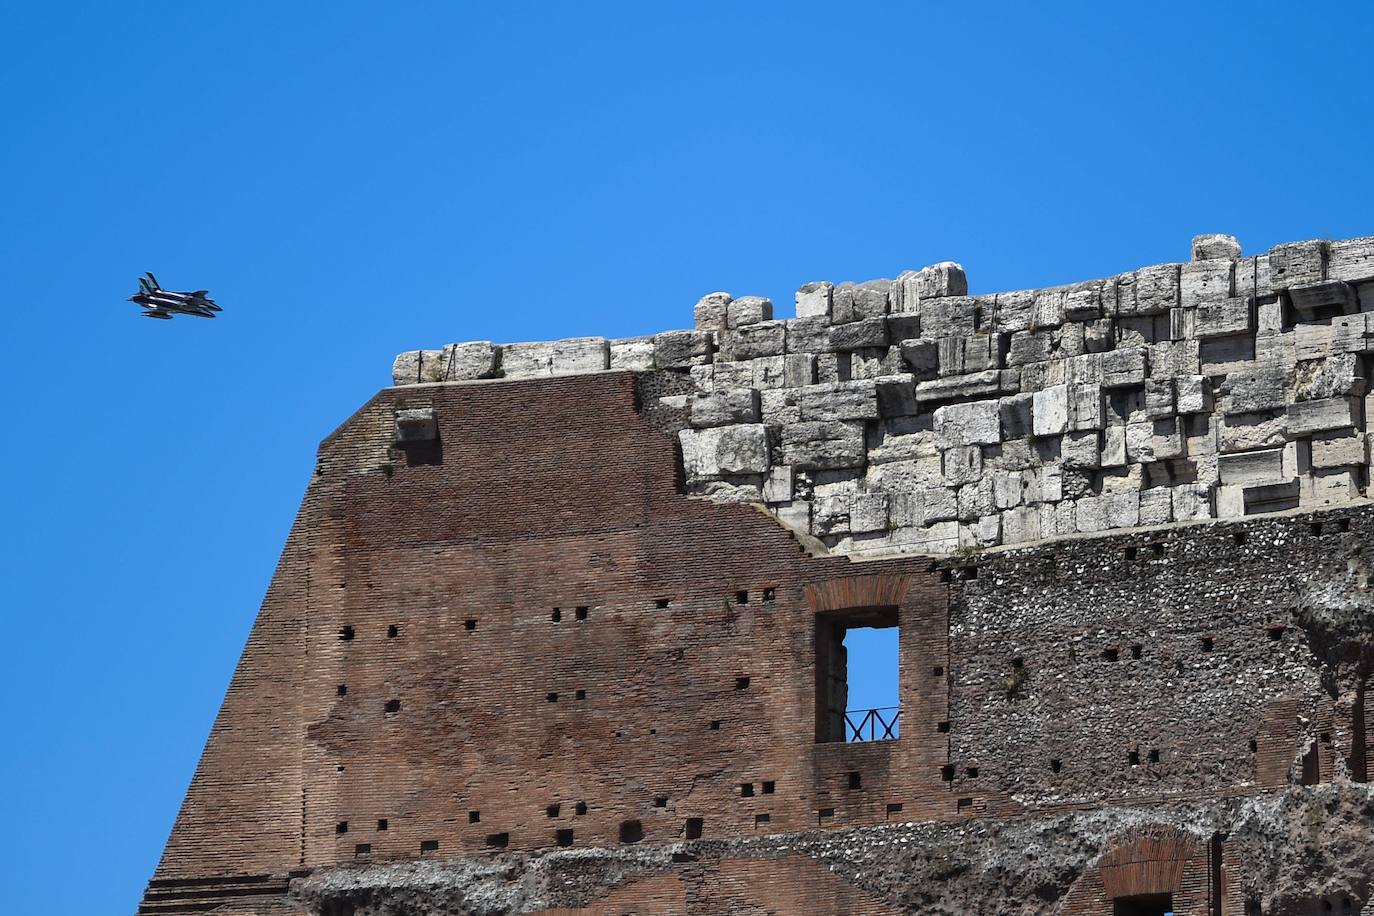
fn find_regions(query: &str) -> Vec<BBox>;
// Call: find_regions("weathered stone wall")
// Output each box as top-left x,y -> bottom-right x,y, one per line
394,233 -> 1374,556
142,367 -> 1374,915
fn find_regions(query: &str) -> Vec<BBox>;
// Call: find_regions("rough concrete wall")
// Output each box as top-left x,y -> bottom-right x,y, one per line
394,233 -> 1374,556
289,785 -> 1374,915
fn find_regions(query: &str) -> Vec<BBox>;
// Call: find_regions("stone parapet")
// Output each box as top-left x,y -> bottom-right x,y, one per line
393,233 -> 1374,555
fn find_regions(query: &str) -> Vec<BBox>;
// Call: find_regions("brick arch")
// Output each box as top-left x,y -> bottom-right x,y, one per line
1060,825 -> 1211,914
804,573 -> 912,613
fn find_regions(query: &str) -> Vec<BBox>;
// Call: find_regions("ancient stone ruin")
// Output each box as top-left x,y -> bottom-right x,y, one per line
141,234 -> 1374,915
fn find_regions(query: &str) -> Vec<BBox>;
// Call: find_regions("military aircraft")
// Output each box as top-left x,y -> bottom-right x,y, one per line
128,272 -> 221,320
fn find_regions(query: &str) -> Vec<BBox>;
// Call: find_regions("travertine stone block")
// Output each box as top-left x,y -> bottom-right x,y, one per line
1327,236 -> 1374,284
957,477 -> 997,521
1086,318 -> 1115,353
991,289 -> 1035,334
654,330 -> 713,368
1101,425 -> 1128,467
1201,335 -> 1258,376
1072,347 -> 1148,388
694,292 -> 732,331
934,400 -> 1004,447
1295,353 -> 1364,401
1293,323 -> 1334,362
832,282 -> 890,323
501,341 -> 557,378
762,465 -> 794,503
1286,397 -> 1359,437
1069,383 -> 1106,431
1225,366 -> 1291,414
1139,488 -> 1173,526
1032,288 -> 1066,330
1305,468 -> 1360,507
727,295 -> 773,329
609,336 -> 655,371
1062,430 -> 1101,469
1310,430 -> 1367,470
679,424 -> 770,480
1172,483 -> 1213,521
1129,264 -> 1181,316
690,389 -> 760,427
795,282 -> 834,321
1218,448 -> 1284,486
780,421 -> 866,471
1007,330 -> 1058,367
1177,375 -> 1210,414
1217,412 -> 1286,453
874,375 -> 920,417
1144,378 -> 1175,418
1192,234 -> 1241,261
392,349 -> 444,385
998,393 -> 1035,439
1063,283 -> 1104,321
828,317 -> 889,351
797,380 -> 879,421
1194,297 -> 1253,339
394,408 -> 438,443
898,262 -> 968,303
718,321 -> 786,361
1331,313 -> 1374,354
710,361 -> 753,389
850,492 -> 890,533
942,445 -> 983,486
919,296 -> 980,338
1269,239 -> 1327,289
916,370 -> 1003,404
784,317 -> 830,353
436,341 -> 500,380
1001,505 -> 1041,543
899,338 -> 940,376
1181,259 -> 1233,308
1076,492 -> 1140,533
1032,384 -> 1069,437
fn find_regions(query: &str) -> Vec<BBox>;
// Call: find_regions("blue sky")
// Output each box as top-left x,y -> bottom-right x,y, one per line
2,2 -> 1372,913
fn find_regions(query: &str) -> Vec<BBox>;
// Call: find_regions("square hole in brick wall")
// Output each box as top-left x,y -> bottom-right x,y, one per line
818,807 -> 835,824
575,606 -> 589,620
709,720 -> 721,730
1201,636 -> 1215,652
619,820 -> 643,843
469,810 -> 480,823
1268,625 -> 1287,641
739,783 -> 754,797
653,796 -> 668,807
655,598 -> 670,609
387,624 -> 399,638
1148,749 -> 1160,763
339,625 -> 355,641
1128,750 -> 1141,766
1102,647 -> 1119,662
555,828 -> 574,847
336,821 -> 348,834
546,692 -> 559,703
377,819 -> 388,831
420,840 -> 438,853
464,619 -> 477,631
575,689 -> 585,700
575,802 -> 587,815
685,817 -> 703,839
551,608 -> 562,622
754,814 -> 770,827
735,676 -> 750,690
1131,644 -> 1143,659
735,590 -> 749,604
1050,759 -> 1062,773
546,803 -> 561,817
886,803 -> 903,817
941,765 -> 954,781
966,767 -> 979,778
337,684 -> 347,696
354,843 -> 371,857
817,606 -> 900,743
384,699 -> 401,714
957,797 -> 973,811
762,587 -> 776,602
847,771 -> 862,790
761,781 -> 775,794
485,832 -> 509,848
937,720 -> 950,733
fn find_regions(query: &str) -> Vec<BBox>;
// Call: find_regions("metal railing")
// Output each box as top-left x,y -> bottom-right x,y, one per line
844,706 -> 900,742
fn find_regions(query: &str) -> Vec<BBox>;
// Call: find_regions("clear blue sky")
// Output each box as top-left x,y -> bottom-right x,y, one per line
2,3 -> 1372,913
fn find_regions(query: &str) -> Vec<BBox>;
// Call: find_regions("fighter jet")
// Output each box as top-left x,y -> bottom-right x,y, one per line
128,272 -> 221,319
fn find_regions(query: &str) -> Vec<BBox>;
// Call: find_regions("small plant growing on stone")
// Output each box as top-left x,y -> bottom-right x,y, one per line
381,462 -> 395,479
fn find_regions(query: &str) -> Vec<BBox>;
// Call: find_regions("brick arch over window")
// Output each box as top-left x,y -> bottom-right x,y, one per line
1061,825 -> 1211,914
804,573 -> 912,613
